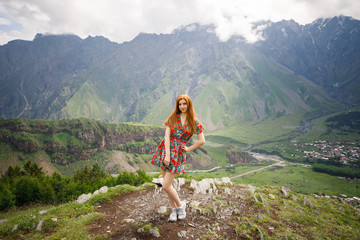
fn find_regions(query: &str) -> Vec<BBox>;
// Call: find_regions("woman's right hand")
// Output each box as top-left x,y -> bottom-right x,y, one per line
164,155 -> 170,167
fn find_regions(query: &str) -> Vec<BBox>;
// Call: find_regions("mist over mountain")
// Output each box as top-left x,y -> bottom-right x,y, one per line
0,16 -> 358,131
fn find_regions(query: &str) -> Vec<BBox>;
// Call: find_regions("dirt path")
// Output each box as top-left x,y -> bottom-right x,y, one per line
87,183 -> 272,239
230,160 -> 285,180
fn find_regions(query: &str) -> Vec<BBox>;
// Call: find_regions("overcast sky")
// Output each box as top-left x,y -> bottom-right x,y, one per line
0,0 -> 359,45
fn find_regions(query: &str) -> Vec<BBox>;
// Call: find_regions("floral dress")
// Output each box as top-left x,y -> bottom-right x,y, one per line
151,114 -> 204,174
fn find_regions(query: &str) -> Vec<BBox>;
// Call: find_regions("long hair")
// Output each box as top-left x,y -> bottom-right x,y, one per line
165,94 -> 197,135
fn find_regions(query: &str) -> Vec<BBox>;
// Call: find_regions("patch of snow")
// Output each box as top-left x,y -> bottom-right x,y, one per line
307,31 -> 316,45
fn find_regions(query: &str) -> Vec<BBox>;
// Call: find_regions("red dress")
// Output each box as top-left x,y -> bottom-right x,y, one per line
151,114 -> 204,174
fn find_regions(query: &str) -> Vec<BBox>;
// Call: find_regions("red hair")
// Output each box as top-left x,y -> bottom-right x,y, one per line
165,94 -> 198,135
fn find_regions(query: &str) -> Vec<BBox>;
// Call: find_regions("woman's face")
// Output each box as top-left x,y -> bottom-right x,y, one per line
178,99 -> 188,113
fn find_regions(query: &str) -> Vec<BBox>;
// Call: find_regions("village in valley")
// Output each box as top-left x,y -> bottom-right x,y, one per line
290,140 -> 360,166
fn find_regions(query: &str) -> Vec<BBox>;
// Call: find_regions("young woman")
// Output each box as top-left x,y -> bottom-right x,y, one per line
151,94 -> 205,221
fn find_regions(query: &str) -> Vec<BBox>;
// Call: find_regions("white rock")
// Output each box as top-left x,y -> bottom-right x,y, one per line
247,185 -> 256,194
99,186 -> 108,194
149,228 -> 160,238
268,194 -> 275,199
36,220 -> 44,231
12,224 -> 18,232
158,206 -> 167,214
214,179 -> 223,185
190,201 -> 200,208
51,218 -> 58,222
221,177 -> 233,185
39,210 -> 49,215
123,218 -> 135,223
178,178 -> 185,186
199,178 -> 217,194
281,186 -> 290,197
76,193 -> 92,204
259,193 -> 266,204
178,230 -> 187,238
172,178 -> 186,191
93,190 -> 100,195
190,179 -> 199,191
224,188 -> 231,195
152,177 -> 163,186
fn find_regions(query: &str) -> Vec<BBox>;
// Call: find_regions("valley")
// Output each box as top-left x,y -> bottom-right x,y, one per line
0,16 -> 359,221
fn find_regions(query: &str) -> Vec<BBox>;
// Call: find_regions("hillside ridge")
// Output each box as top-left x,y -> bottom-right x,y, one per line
1,178 -> 359,239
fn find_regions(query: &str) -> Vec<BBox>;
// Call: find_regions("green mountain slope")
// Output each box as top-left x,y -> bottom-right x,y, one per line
1,17 -> 359,146
0,118 -> 255,175
58,29 -> 344,140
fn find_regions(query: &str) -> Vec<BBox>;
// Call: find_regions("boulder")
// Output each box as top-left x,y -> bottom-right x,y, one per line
76,193 -> 92,204
172,178 -> 185,191
190,178 -> 217,194
152,177 -> 163,187
99,186 -> 108,194
221,177 -> 233,185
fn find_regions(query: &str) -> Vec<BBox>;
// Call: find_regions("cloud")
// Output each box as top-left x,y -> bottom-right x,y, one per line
0,0 -> 359,45
0,17 -> 11,25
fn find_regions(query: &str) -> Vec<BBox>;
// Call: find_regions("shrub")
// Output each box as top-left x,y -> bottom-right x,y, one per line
13,176 -> 41,206
0,184 -> 15,210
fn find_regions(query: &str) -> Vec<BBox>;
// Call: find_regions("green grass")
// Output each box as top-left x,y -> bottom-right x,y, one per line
233,165 -> 360,197
250,185 -> 360,239
0,184 -> 144,239
209,114 -> 302,146
188,163 -> 273,180
296,108 -> 360,143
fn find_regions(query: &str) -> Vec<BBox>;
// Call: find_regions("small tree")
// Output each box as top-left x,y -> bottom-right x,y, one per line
89,163 -> 106,181
23,160 -> 44,178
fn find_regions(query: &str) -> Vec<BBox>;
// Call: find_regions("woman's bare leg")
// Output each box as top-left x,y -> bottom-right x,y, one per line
161,170 -> 181,208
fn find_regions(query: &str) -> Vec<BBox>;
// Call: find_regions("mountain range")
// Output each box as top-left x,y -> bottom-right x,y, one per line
0,16 -> 359,140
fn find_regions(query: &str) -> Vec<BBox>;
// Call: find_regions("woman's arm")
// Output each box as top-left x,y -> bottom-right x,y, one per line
164,126 -> 171,166
182,132 -> 205,152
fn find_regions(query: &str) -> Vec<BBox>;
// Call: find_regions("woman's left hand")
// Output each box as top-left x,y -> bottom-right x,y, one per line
181,143 -> 189,152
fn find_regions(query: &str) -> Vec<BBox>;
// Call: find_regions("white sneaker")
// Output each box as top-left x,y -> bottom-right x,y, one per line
177,201 -> 186,220
169,208 -> 177,222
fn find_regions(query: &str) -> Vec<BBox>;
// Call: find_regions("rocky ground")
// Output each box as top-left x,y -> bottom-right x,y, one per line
2,176 -> 359,239
86,177 -> 324,240
87,179 -> 263,239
